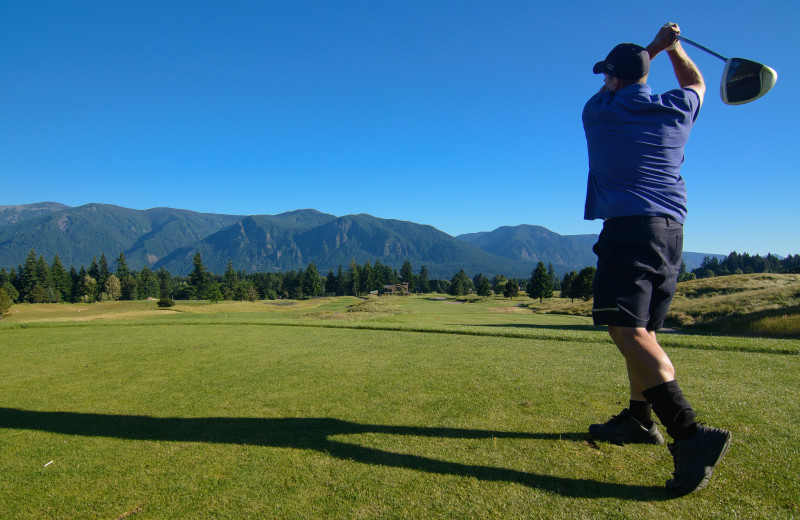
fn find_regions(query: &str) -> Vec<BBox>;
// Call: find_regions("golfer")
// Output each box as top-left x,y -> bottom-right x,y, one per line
583,23 -> 731,496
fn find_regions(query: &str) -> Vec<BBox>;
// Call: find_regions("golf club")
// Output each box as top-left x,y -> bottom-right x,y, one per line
677,35 -> 777,105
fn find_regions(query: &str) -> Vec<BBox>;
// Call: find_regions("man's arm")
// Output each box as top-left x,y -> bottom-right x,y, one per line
646,23 -> 706,105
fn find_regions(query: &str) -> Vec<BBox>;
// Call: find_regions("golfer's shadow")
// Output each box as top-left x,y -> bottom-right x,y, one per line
0,407 -> 667,500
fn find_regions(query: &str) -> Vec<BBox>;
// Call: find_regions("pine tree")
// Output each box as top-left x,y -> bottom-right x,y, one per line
36,255 -> 51,292
138,266 -> 160,299
575,266 -> 596,301
69,266 -> 80,302
400,260 -> 414,292
325,269 -> 337,295
347,258 -> 360,296
88,256 -> 100,285
158,267 -> 174,299
20,249 -> 39,302
547,263 -> 558,291
0,288 -> 12,319
115,252 -> 130,280
449,270 -> 472,296
503,278 -> 519,300
360,261 -> 373,294
528,261 -> 553,303
98,253 -> 111,289
188,253 -> 211,299
302,263 -> 322,298
418,265 -> 430,294
223,261 -> 238,300
334,265 -> 345,296
561,271 -> 578,302
474,273 -> 492,297
51,255 -> 71,302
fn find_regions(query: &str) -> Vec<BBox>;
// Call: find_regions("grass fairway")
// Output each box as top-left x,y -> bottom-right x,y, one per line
1,297 -> 799,519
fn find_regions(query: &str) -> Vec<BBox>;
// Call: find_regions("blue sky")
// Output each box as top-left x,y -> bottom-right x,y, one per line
2,1 -> 797,256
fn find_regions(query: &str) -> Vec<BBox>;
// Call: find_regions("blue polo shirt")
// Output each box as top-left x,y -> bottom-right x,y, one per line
583,83 -> 701,224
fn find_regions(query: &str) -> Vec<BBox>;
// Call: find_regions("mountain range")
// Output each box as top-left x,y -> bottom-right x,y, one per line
0,203 -> 715,278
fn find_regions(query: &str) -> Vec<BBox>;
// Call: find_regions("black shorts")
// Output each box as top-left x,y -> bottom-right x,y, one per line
591,216 -> 683,330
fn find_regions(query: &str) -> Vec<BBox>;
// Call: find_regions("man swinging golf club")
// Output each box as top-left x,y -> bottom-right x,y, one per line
583,23 -> 731,496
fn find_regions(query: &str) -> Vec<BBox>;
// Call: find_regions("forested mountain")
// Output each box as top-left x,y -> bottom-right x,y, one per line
1,202 -> 722,278
0,204 -> 243,271
457,225 -> 598,271
157,212 -> 531,278
0,202 -> 69,228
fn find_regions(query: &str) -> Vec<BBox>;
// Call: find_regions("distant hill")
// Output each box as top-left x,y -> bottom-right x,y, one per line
0,204 -> 243,271
0,202 -> 69,228
456,225 -> 598,273
459,225 -> 722,272
158,212 -> 530,278
0,202 -> 723,278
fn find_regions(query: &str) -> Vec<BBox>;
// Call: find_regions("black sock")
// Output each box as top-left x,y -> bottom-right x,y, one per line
642,380 -> 698,441
628,400 -> 653,427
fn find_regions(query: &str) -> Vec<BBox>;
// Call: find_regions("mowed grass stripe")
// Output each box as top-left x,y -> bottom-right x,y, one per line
1,323 -> 798,519
4,316 -> 797,356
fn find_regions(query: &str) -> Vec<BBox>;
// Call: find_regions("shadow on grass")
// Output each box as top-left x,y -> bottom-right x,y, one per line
481,323 -> 606,332
0,407 -> 670,501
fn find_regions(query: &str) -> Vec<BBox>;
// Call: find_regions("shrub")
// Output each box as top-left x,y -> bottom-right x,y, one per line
0,288 -> 12,319
157,298 -> 175,308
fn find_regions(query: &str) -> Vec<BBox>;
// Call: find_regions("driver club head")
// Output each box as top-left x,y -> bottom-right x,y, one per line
721,57 -> 778,105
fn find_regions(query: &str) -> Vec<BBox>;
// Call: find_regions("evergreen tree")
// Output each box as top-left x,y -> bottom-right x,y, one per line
360,261 -> 373,294
561,271 -> 578,302
2,282 -> 19,304
325,269 -> 337,295
207,283 -> 224,303
51,255 -> 71,302
0,288 -> 12,319
36,255 -> 51,292
158,267 -> 174,299
98,253 -> 111,289
677,261 -> 696,282
418,265 -> 430,293
503,278 -> 519,300
302,263 -> 322,298
400,260 -> 414,292
347,258 -> 360,296
492,274 -> 507,295
547,263 -> 558,291
120,274 -> 138,300
114,252 -> 129,279
474,273 -> 492,297
188,253 -> 211,299
88,256 -> 100,285
449,270 -> 472,296
20,249 -> 39,302
372,259 -> 385,287
223,261 -> 238,300
138,266 -> 160,299
289,268 -> 304,299
528,261 -> 553,303
69,266 -> 80,303
575,266 -> 596,301
336,265 -> 346,296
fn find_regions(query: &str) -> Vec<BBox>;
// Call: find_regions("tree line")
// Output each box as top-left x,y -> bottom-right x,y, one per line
683,252 -> 800,280
0,249 -> 601,311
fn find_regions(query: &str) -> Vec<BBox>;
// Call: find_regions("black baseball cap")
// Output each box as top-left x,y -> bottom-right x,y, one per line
593,43 -> 650,80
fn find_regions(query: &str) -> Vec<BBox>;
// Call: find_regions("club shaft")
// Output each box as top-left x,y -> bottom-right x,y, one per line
676,36 -> 728,62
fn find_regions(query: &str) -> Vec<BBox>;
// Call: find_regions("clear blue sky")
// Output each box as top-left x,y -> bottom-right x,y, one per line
2,1 -> 797,256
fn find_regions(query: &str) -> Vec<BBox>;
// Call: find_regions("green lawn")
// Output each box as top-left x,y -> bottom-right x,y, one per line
1,296 -> 798,519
